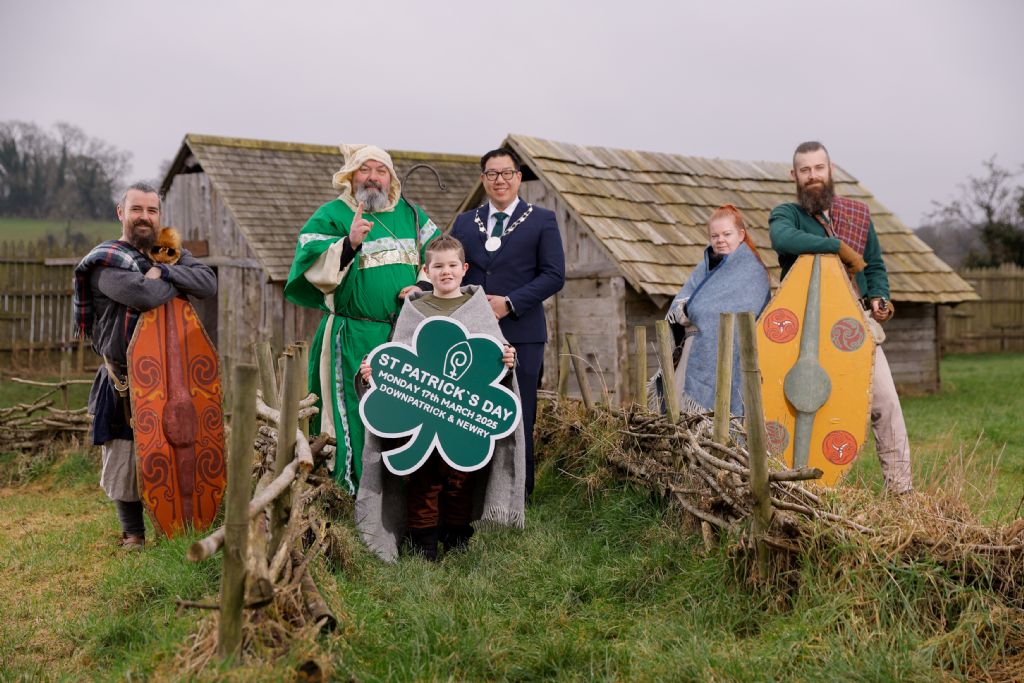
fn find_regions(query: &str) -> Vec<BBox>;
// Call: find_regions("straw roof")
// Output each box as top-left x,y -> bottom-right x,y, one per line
469,134 -> 977,304
161,134 -> 480,282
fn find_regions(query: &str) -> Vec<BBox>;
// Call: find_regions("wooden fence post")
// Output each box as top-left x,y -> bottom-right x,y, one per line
76,336 -> 85,374
269,346 -> 301,558
556,334 -> 569,401
295,341 -> 310,436
218,363 -> 258,661
737,312 -> 772,580
254,341 -> 279,411
713,313 -> 735,444
59,357 -> 70,410
654,320 -> 679,423
564,333 -> 593,412
633,326 -> 647,410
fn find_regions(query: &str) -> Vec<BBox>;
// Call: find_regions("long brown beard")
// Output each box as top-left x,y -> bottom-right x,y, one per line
796,177 -> 835,216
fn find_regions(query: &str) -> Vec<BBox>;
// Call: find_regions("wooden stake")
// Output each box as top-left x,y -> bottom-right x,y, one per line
187,458 -> 300,562
564,333 -> 593,412
557,334 -> 569,401
269,347 -> 301,558
59,358 -> 70,411
633,326 -> 647,411
254,341 -> 280,411
218,363 -> 258,661
713,313 -> 735,444
654,320 -> 679,424
295,341 -> 310,436
737,312 -> 772,580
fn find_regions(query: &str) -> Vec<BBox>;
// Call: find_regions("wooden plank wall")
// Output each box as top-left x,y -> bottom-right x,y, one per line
0,241 -> 86,370
941,264 -> 1024,353
883,303 -> 939,393
625,287 -> 666,404
165,173 -> 263,395
520,179 -> 630,402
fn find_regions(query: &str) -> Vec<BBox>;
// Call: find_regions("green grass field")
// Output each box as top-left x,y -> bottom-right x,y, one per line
1,354 -> 1021,681
0,217 -> 120,246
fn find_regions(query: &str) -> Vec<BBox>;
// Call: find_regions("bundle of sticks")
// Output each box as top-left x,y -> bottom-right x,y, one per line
0,378 -> 92,452
537,399 -> 1024,600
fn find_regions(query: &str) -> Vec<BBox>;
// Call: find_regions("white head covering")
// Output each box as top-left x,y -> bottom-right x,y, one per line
331,143 -> 402,212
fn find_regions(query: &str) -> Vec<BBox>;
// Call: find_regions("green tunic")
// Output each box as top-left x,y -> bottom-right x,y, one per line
285,197 -> 440,492
769,202 -> 890,300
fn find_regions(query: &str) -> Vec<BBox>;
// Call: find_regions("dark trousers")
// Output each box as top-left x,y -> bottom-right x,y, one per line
406,454 -> 474,530
514,342 -> 544,497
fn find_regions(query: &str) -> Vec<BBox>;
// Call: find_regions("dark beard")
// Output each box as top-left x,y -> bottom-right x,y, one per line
796,177 -> 835,216
128,220 -> 156,253
354,180 -> 389,212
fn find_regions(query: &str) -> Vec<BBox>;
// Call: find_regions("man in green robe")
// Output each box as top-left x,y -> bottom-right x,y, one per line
285,144 -> 440,493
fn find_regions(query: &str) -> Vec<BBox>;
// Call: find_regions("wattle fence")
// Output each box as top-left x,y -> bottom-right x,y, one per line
0,242 -> 86,371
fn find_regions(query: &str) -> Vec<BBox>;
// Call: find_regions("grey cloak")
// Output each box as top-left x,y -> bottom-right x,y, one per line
355,285 -> 526,562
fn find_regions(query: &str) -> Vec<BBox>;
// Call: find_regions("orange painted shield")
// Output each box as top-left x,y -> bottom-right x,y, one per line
128,297 -> 225,537
756,254 -> 874,486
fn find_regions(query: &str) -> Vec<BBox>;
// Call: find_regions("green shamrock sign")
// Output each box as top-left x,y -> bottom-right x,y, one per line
358,317 -> 521,476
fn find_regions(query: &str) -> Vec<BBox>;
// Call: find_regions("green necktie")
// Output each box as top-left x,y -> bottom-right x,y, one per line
491,211 -> 508,238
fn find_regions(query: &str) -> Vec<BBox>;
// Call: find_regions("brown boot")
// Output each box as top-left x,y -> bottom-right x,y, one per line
117,533 -> 145,550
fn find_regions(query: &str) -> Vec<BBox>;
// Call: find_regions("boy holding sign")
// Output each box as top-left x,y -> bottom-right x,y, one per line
356,236 -> 525,561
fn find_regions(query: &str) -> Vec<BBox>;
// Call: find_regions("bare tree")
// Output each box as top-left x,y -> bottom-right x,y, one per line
0,120 -> 131,220
928,157 -> 1024,267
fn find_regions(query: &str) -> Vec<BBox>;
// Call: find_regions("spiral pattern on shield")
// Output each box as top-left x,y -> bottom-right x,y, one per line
131,355 -> 164,392
189,353 -> 219,387
830,317 -> 866,352
763,309 -> 799,344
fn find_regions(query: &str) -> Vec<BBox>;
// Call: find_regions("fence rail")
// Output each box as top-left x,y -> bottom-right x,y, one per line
942,264 -> 1024,353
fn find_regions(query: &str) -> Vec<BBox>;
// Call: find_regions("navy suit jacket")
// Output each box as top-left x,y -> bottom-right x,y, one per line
450,200 -> 566,344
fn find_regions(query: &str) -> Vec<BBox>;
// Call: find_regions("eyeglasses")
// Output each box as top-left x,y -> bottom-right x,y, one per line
482,169 -> 518,182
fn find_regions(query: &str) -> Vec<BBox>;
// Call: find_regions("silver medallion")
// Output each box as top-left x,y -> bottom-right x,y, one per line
485,236 -> 501,252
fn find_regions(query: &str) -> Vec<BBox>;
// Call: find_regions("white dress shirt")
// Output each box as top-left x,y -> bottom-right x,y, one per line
487,197 -> 520,235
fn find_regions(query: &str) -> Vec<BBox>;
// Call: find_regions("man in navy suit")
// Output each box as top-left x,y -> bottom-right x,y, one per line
450,147 -> 566,498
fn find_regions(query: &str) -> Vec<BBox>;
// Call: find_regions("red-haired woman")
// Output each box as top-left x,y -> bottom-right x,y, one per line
659,205 -> 771,416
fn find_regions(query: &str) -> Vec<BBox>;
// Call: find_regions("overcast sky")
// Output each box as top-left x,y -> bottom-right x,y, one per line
2,0 -> 1021,227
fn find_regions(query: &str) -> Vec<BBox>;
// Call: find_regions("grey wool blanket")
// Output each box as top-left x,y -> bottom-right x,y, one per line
668,243 -> 770,416
355,285 -> 526,562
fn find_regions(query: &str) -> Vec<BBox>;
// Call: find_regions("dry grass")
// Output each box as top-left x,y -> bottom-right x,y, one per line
536,399 -> 1024,681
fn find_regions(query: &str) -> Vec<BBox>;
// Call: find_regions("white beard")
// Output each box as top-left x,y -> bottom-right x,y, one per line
355,183 -> 389,212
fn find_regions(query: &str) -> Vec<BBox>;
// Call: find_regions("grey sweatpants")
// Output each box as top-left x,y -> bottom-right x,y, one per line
872,347 -> 913,493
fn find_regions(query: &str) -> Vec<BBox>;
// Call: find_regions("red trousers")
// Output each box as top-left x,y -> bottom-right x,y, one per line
406,454 -> 475,530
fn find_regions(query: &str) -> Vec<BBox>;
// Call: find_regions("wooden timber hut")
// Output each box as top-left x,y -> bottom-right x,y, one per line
457,134 -> 978,402
159,134 -> 481,383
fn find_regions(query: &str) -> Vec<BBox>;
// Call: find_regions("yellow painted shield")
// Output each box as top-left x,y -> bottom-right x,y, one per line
756,254 -> 874,486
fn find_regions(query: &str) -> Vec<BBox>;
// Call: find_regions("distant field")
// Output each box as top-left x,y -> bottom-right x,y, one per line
0,217 -> 120,245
